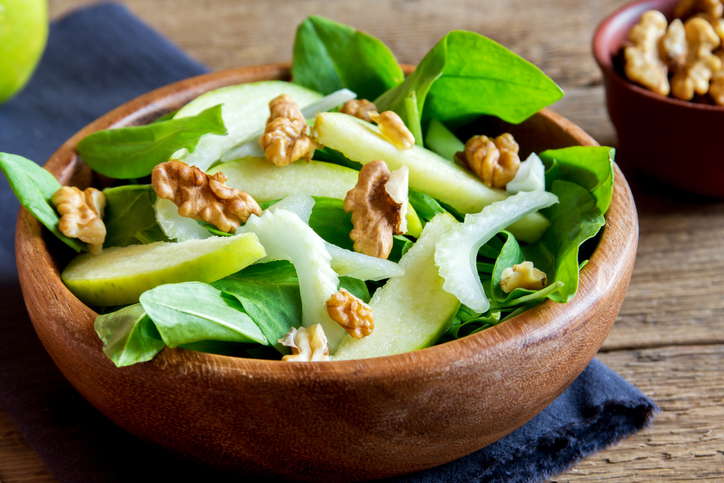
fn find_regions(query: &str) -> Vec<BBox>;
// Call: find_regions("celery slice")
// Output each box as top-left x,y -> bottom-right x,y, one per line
435,190 -> 558,313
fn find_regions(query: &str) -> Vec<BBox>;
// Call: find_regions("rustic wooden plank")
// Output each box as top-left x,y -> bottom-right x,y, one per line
48,0 -> 633,88
556,344 -> 724,481
0,409 -> 55,483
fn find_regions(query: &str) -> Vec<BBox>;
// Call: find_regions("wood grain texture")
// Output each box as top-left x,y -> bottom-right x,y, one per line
1,0 -> 721,481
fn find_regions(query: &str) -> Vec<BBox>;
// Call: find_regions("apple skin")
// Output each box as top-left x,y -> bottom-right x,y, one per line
0,0 -> 49,104
61,233 -> 266,307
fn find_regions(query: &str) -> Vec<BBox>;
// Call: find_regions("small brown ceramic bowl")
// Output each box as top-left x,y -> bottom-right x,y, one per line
16,64 -> 638,482
594,0 -> 724,197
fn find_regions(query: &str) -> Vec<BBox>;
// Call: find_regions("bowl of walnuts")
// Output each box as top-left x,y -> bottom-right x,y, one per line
594,0 -> 724,197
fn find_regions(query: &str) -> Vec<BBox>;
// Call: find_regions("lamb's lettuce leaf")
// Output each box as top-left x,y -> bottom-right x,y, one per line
212,261 -> 303,347
139,282 -> 268,347
292,15 -> 404,100
539,146 -> 615,214
0,153 -> 85,252
76,104 -> 227,179
522,180 -> 605,303
94,303 -> 165,367
374,30 -> 564,128
103,185 -> 168,248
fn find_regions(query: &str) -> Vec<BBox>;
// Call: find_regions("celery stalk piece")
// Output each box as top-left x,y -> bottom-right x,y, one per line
435,190 -> 558,313
325,242 -> 404,281
312,112 -> 550,242
424,117 -> 464,162
266,193 -> 315,223
506,152 -> 546,194
333,213 -> 461,360
220,88 -> 357,162
238,208 -> 348,351
170,81 -> 323,171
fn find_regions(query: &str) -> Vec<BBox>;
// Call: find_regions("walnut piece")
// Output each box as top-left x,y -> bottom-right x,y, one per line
662,19 -> 688,69
278,324 -> 330,362
671,17 -> 722,100
267,93 -> 306,126
326,288 -> 374,339
340,99 -> 377,122
51,186 -> 107,254
500,261 -> 547,293
710,50 -> 724,103
455,133 -> 520,189
675,0 -> 723,20
152,160 -> 261,233
368,110 -> 415,150
343,160 -> 406,259
260,94 -> 317,166
624,10 -> 671,96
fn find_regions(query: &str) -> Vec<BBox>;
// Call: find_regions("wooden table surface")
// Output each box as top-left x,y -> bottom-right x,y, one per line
3,0 -> 724,481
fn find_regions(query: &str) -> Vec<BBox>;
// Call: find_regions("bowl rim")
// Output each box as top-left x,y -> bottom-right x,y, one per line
592,0 -> 724,112
18,63 -> 638,381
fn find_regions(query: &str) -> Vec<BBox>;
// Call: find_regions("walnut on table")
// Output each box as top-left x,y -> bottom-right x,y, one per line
343,160 -> 407,259
326,288 -> 374,339
278,324 -> 330,362
368,110 -> 415,150
260,94 -> 318,167
152,159 -> 261,233
340,99 -> 378,122
51,186 -> 107,254
455,133 -> 520,189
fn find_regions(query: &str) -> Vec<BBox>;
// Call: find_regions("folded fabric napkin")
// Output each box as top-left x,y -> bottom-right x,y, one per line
0,3 -> 658,482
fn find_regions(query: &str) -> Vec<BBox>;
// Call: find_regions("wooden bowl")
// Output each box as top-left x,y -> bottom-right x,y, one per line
593,0 -> 724,197
15,64 -> 638,482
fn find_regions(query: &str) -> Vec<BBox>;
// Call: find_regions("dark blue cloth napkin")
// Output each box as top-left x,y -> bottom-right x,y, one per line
0,3 -> 658,482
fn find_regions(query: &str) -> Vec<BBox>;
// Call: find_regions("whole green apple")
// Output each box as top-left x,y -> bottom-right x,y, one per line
0,0 -> 48,104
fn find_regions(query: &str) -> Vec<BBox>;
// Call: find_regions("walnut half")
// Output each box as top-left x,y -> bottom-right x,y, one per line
340,99 -> 377,122
51,186 -> 107,254
260,94 -> 317,167
278,324 -> 330,362
343,160 -> 407,259
500,261 -> 547,293
326,288 -> 374,339
152,160 -> 261,233
456,133 -> 520,189
368,110 -> 415,150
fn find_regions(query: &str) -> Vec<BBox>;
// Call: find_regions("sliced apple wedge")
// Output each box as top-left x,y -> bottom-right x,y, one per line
62,233 -> 265,307
209,157 -> 423,238
312,112 -> 550,242
172,81 -> 322,171
333,213 -> 460,360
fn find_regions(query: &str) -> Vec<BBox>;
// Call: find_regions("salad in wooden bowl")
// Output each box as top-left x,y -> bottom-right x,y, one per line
7,16 -> 637,482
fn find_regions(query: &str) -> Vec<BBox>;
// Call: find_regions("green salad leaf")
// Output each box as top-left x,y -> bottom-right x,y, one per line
94,303 -> 165,367
292,15 -> 404,100
374,30 -> 564,127
0,153 -> 85,252
522,180 -> 605,303
103,184 -> 168,247
76,104 -> 227,179
212,261 -> 303,347
539,146 -> 615,214
139,282 -> 268,347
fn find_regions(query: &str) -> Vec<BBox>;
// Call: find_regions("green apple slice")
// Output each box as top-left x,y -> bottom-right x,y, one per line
211,157 -> 423,237
171,81 -> 323,171
62,233 -> 265,307
312,112 -> 550,243
333,213 -> 461,360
